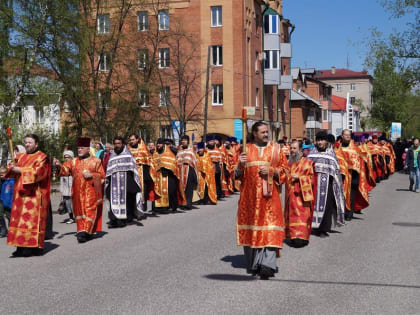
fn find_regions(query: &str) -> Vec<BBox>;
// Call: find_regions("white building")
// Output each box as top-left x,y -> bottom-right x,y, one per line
0,75 -> 62,162
331,94 -> 360,137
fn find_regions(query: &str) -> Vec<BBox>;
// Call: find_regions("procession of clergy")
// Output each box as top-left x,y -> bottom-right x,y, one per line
3,122 -> 396,279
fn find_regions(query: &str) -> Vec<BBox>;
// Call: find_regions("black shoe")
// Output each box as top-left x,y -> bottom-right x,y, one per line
108,223 -> 119,229
76,232 -> 91,243
11,247 -> 24,257
20,248 -> 43,257
259,265 -> 275,280
45,234 -> 54,240
319,232 -> 329,238
136,214 -> 147,220
246,269 -> 258,276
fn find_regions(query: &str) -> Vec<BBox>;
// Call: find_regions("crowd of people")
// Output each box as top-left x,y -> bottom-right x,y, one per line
0,125 -> 418,277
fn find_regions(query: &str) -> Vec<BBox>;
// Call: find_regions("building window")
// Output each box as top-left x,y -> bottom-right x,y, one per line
256,88 -> 259,107
138,49 -> 148,69
159,48 -> 170,68
15,106 -> 23,124
137,11 -> 148,31
255,52 -> 260,73
350,83 -> 356,91
160,86 -> 170,106
350,97 -> 355,105
263,15 -> 278,34
336,84 -> 341,92
212,84 -> 223,106
97,14 -> 110,34
98,90 -> 110,110
158,10 -> 169,30
211,45 -> 223,66
211,6 -> 222,27
264,50 -> 280,69
160,125 -> 172,138
35,107 -> 44,123
139,128 -> 149,142
98,52 -> 110,71
323,109 -> 328,121
139,90 -> 149,107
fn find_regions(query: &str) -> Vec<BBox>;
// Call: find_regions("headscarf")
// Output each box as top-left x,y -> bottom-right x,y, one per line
63,150 -> 74,159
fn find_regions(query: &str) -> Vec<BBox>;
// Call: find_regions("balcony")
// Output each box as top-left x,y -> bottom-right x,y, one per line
264,69 -> 281,85
278,75 -> 293,90
305,120 -> 322,129
263,36 -> 292,58
280,43 -> 291,58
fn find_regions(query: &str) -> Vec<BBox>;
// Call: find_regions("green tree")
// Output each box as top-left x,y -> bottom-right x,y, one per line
364,0 -> 419,137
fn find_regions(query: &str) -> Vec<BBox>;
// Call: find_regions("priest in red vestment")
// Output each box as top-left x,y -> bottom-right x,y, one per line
128,134 -> 158,214
153,138 -> 186,212
55,137 -> 105,243
236,121 -> 288,280
6,134 -> 51,257
284,140 -> 315,248
177,135 -> 198,210
340,130 -> 369,220
196,142 -> 218,205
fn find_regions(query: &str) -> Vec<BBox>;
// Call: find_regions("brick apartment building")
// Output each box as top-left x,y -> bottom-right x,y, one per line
79,0 -> 294,142
314,67 -> 373,119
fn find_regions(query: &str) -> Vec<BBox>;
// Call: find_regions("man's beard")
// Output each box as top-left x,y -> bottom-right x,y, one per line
157,147 -> 164,154
288,153 -> 302,164
316,144 -> 326,152
225,144 -> 231,149
207,144 -> 215,149
182,145 -> 188,149
114,146 -> 124,154
131,143 -> 138,148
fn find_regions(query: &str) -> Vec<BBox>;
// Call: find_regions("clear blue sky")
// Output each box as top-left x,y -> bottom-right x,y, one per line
282,0 -> 414,72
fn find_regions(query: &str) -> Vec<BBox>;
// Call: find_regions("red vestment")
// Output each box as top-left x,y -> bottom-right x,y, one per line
281,145 -> 290,157
335,146 -> 351,210
59,156 -> 105,234
236,142 -> 288,248
128,141 -> 159,202
207,147 -> 225,193
382,143 -> 396,174
226,146 -> 237,193
153,146 -> 186,208
196,151 -> 218,204
340,141 -> 369,211
177,147 -> 197,190
368,142 -> 386,179
285,157 -> 315,241
359,143 -> 376,191
6,151 -> 51,249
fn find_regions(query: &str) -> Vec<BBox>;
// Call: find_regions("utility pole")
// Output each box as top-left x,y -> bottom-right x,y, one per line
203,45 -> 211,141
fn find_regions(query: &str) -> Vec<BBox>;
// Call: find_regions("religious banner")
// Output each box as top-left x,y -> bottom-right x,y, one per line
391,122 -> 401,140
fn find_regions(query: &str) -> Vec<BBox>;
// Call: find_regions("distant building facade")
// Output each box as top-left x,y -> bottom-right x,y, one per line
314,67 -> 373,119
80,0 -> 294,142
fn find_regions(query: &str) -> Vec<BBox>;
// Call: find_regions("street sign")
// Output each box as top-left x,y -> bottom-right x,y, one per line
245,106 -> 255,116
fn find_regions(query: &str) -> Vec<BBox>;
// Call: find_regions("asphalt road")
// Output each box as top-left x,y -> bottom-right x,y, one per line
0,172 -> 419,315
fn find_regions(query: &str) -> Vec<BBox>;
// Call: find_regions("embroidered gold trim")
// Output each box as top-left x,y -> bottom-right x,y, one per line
245,161 -> 270,167
237,225 -> 284,231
